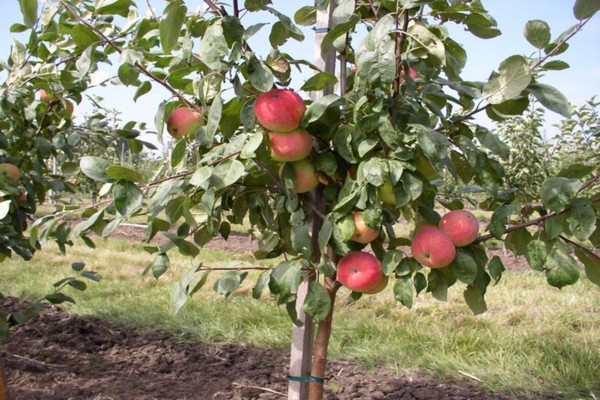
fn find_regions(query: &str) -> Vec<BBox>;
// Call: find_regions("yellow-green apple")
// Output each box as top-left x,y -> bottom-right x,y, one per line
269,130 -> 312,162
64,100 -> 74,119
166,107 -> 204,139
439,209 -> 479,247
351,211 -> 379,244
284,159 -> 319,193
337,251 -> 384,293
254,89 -> 306,132
362,274 -> 389,294
0,163 -> 20,182
378,179 -> 396,206
411,223 -> 456,268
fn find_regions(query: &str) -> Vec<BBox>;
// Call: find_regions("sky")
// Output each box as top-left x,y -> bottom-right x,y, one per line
0,1 -> 599,143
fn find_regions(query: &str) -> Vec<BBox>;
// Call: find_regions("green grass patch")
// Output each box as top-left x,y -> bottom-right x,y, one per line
0,238 -> 598,399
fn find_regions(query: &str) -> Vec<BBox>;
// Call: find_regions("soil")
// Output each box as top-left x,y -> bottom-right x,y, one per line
1,224 -> 530,399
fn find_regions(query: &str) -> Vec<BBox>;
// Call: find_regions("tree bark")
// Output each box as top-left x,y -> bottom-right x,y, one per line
0,357 -> 9,400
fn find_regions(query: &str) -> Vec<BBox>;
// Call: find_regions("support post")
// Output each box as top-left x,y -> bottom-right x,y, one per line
287,2 -> 337,400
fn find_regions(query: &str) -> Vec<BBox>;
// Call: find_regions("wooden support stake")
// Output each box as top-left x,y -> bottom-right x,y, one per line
287,2 -> 337,400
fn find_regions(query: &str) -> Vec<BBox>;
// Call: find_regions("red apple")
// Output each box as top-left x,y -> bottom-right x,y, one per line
17,192 -> 27,202
362,274 -> 389,295
336,251 -> 383,293
269,130 -> 313,162
284,159 -> 319,193
38,89 -> 57,103
166,107 -> 204,139
0,163 -> 20,182
439,209 -> 479,247
378,179 -> 396,206
411,223 -> 456,268
254,89 -> 306,132
351,211 -> 379,244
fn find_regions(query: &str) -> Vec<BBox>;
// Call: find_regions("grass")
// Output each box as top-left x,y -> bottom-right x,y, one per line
1,237 -> 599,399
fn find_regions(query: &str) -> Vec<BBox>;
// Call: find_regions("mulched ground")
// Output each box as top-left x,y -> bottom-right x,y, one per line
1,295 -> 519,400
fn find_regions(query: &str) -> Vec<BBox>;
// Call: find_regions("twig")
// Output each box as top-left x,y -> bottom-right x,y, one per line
559,235 -> 600,259
231,382 -> 286,397
458,370 -> 483,383
5,353 -> 64,368
145,0 -> 158,21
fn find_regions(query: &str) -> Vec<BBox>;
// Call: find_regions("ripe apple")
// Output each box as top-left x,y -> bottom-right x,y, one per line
411,223 -> 456,268
166,107 -> 204,139
254,89 -> 306,132
439,209 -> 479,247
38,89 -> 57,103
378,179 -> 396,206
336,251 -> 384,293
351,211 -> 379,244
269,130 -> 312,162
17,192 -> 27,203
362,274 -> 389,295
0,163 -> 20,182
284,159 -> 319,193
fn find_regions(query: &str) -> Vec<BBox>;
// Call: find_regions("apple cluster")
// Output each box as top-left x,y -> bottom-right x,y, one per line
411,209 -> 480,268
254,89 -> 319,193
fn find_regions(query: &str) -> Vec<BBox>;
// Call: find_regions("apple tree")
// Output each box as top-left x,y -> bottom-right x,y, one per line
1,0 -> 599,399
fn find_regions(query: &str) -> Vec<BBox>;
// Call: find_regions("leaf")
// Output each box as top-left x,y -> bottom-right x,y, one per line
574,247 -> 600,287
252,270 -> 271,299
301,72 -> 338,92
80,156 -> 113,183
118,63 -> 139,86
527,83 -> 571,117
134,81 -> 151,102
44,293 -> 75,305
545,214 -> 565,240
96,0 -> 133,17
170,139 -> 187,168
106,166 -> 143,182
199,20 -> 229,70
573,0 -> 600,20
113,180 -> 143,219
568,199 -> 596,241
214,271 -> 247,298
211,159 -> 245,189
247,57 -> 273,92
541,60 -> 570,71
464,285 -> 487,315
524,20 -> 551,49
0,200 -> 10,220
525,240 -> 548,271
557,163 -> 595,179
269,261 -> 302,297
482,55 -> 532,104
407,23 -> 446,67
394,276 -> 414,309
545,247 -> 580,288
415,125 -> 450,174
487,256 -> 505,284
302,282 -> 331,323
450,249 -> 478,284
205,96 -> 222,147
540,177 -> 582,212
474,127 -> 510,160
505,228 -> 533,256
146,253 -> 170,279
18,0 -> 38,28
294,6 -> 316,26
160,1 -> 187,54
381,250 -> 405,276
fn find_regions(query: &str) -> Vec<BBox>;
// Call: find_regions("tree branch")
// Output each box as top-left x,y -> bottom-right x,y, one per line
59,1 -> 200,113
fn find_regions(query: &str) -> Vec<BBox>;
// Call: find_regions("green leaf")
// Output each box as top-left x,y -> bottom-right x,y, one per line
161,232 -> 199,257
294,6 -> 316,26
301,72 -> 338,92
118,63 -> 139,86
394,276 -> 414,309
415,125 -> 450,174
381,250 -> 405,276
80,156 -> 113,183
211,159 -> 245,189
247,57 -> 274,92
160,1 -> 187,54
541,60 -> 570,71
545,247 -> 580,288
525,240 -> 548,271
18,0 -> 38,28
573,0 -> 600,20
252,270 -> 271,299
574,247 -> 600,287
464,12 -> 501,39
134,81 -> 152,102
321,14 -> 360,58
106,166 -> 143,182
557,163 -> 595,179
545,214 -> 565,240
483,55 -> 532,104
407,23 -> 446,67
302,282 -> 331,323
205,96 -> 222,147
172,266 -> 208,312
475,127 -> 510,160
113,180 -> 143,219
170,139 -> 187,168
505,228 -> 533,256
464,285 -> 487,315
199,20 -> 229,70
568,199 -> 596,241
540,177 -> 582,212
527,83 -> 571,117
44,293 -> 75,305
269,261 -> 302,297
96,0 -> 133,17
487,256 -> 505,284
524,20 -> 551,49
450,249 -> 478,284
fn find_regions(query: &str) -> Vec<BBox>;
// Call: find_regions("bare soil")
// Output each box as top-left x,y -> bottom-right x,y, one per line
1,224 -> 531,399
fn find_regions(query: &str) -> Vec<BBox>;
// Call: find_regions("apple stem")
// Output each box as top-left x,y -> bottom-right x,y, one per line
308,275 -> 338,400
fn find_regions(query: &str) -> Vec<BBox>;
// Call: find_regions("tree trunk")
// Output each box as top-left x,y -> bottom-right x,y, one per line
308,276 -> 338,400
0,357 -> 9,400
